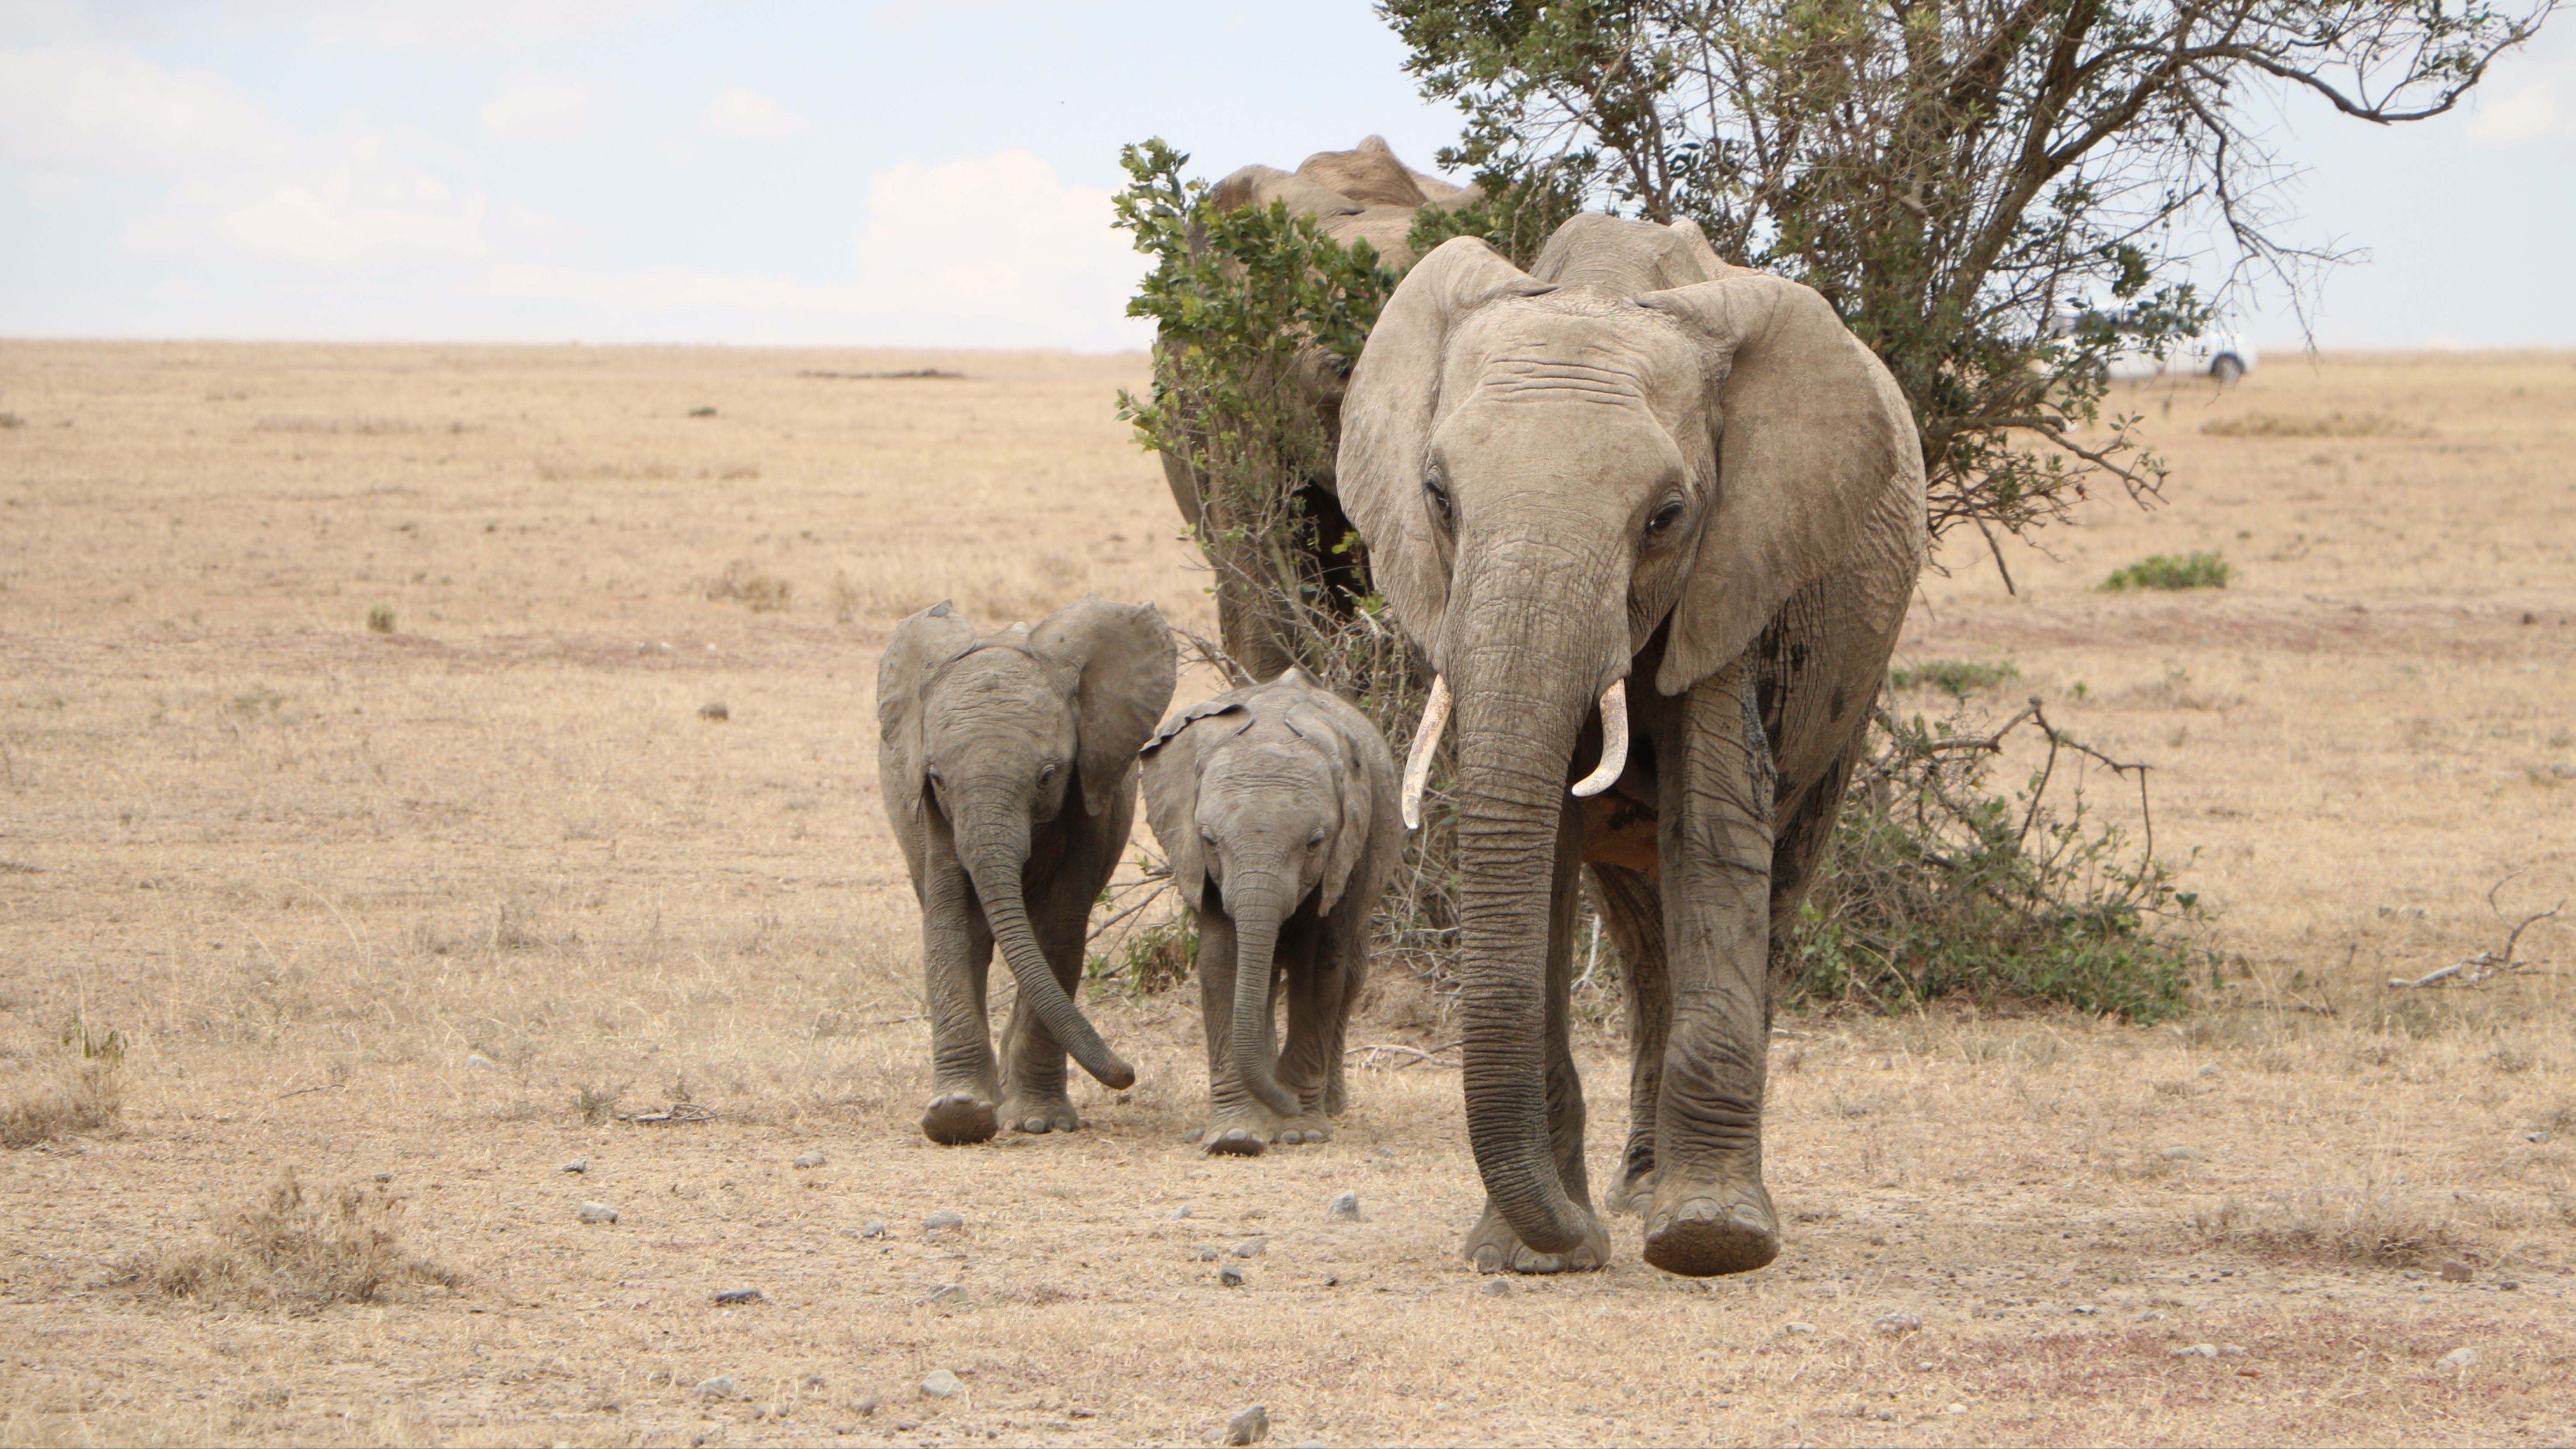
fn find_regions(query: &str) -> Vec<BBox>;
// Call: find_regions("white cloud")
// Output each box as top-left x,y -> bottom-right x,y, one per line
479,71 -> 619,143
2466,70 -> 2573,147
487,150 -> 1151,349
701,87 -> 811,142
0,41 -> 294,171
69,0 -> 670,55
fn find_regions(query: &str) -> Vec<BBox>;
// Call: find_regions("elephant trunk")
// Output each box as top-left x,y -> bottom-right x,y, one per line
1223,870 -> 1303,1121
956,802 -> 1136,1090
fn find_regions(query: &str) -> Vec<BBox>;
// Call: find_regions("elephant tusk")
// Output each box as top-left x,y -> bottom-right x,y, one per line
1398,675 -> 1451,830
1570,679 -> 1629,799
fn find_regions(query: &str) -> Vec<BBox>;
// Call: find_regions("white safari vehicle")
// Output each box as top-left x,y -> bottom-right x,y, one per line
2104,328 -> 2257,384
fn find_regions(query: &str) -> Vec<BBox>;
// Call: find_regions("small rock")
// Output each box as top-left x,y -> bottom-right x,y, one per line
2501,1280 -> 2520,1291
697,1375 -> 737,1398
1172,1205 -> 1194,1219
1183,1127 -> 1204,1143
793,1151 -> 826,1169
2438,1261 -> 2475,1283
1785,1321 -> 1819,1336
2527,1129 -> 2549,1144
920,1369 -> 965,1398
1480,1279 -> 1511,1297
756,1402 -> 781,1420
1872,1313 -> 1921,1335
2195,1063 -> 2219,1077
577,1202 -> 618,1224
465,1053 -> 498,1070
1232,1237 -> 1268,1258
1219,1265 -> 1247,1288
1326,1190 -> 1360,1221
923,1208 -> 964,1232
1188,1168 -> 1212,1179
859,1222 -> 887,1239
928,1285 -> 969,1305
1946,1403 -> 1966,1415
2140,1309 -> 2166,1321
2158,1146 -> 2203,1161
2174,1343 -> 2219,1358
713,1288 -> 764,1306
699,701 -> 729,721
2072,1305 -> 2100,1315
1225,1403 -> 1270,1446
1195,1247 -> 1220,1261
852,1394 -> 879,1416
2438,1347 -> 2477,1370
561,1159 -> 587,1174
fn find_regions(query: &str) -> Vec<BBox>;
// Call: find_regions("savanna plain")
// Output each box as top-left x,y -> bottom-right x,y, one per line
1,339 -> 2573,1449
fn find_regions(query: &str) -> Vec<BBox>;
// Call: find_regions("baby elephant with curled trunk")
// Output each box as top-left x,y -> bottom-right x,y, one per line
1141,669 -> 1401,1154
878,597 -> 1176,1145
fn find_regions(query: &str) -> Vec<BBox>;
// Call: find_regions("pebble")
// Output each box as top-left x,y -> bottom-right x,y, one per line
1219,1266 -> 1247,1288
2158,1146 -> 2203,1161
920,1369 -> 965,1399
924,1209 -> 964,1232
465,1053 -> 498,1071
1232,1237 -> 1268,1258
1327,1191 -> 1360,1221
928,1285 -> 969,1305
697,1375 -> 737,1399
1872,1313 -> 1921,1335
1481,1279 -> 1511,1297
713,1288 -> 764,1306
1946,1403 -> 1966,1415
1195,1247 -> 1220,1261
1187,1169 -> 1212,1180
1225,1403 -> 1270,1446
793,1151 -> 826,1169
2071,1305 -> 2100,1315
577,1202 -> 618,1224
2438,1261 -> 2475,1283
859,1222 -> 887,1239
1172,1205 -> 1195,1219
2439,1347 -> 2477,1369
1785,1322 -> 1819,1336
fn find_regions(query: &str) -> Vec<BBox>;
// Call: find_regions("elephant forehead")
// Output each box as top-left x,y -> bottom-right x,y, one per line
1201,738 -> 1335,795
1433,394 -> 1690,487
926,651 -> 1068,723
1444,301 -> 1701,419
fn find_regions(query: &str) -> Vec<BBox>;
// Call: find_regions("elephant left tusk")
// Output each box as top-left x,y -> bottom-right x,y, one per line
1570,679 -> 1628,799
1399,675 -> 1450,830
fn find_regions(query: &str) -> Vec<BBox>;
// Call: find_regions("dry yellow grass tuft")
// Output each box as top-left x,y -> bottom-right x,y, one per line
143,1169 -> 465,1309
0,1061 -> 122,1148
2200,409 -> 2429,438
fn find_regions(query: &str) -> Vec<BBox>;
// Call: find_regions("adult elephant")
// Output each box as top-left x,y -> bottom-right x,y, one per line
1336,214 -> 1926,1277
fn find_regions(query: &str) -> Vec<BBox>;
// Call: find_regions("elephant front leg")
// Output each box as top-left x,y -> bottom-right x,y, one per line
918,834 -> 1002,1145
1583,862 -> 1668,1215
1190,907 -> 1287,1154
1272,913 -> 1354,1145
1466,794 -> 1609,1274
995,861 -> 1100,1136
1642,663 -> 1781,1276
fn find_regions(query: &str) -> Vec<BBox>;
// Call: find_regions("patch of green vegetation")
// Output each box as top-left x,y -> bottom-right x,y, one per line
1088,911 -> 1197,999
1889,658 -> 2020,701
2100,551 -> 2231,592
687,405 -> 717,418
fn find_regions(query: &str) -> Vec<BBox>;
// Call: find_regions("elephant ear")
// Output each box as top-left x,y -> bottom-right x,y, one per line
1138,697 -> 1243,909
1312,697 -> 1386,918
876,601 -> 977,820
1030,596 -> 1178,817
1639,274 -> 1923,695
1336,236 -> 1547,665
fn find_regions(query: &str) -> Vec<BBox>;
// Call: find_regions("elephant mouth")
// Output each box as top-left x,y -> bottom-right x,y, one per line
1400,675 -> 1628,828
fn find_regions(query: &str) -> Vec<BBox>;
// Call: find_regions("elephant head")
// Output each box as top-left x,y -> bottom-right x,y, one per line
1335,215 -> 1922,1256
878,596 -> 1176,1090
1141,671 -> 1384,1121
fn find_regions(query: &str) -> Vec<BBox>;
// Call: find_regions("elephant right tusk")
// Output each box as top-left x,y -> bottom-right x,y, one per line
1569,679 -> 1629,799
1398,675 -> 1451,830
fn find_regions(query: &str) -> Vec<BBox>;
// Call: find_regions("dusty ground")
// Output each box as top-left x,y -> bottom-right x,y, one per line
1,340 -> 2571,1448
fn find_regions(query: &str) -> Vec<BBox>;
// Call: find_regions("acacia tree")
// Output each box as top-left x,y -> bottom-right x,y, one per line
1385,0 -> 2556,573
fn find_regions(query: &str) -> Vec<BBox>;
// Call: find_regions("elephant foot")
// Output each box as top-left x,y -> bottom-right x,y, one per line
1277,1114 -> 1334,1146
1642,1178 -> 1780,1277
920,1092 -> 999,1146
1463,1197 -> 1610,1275
998,1091 -> 1082,1136
1200,1102 -> 1322,1157
1606,1158 -> 1656,1217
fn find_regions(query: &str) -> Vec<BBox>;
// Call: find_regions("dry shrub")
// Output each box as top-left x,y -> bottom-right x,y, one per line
148,1169 -> 464,1308
2201,411 -> 2427,439
0,1062 -> 123,1148
705,558 -> 792,612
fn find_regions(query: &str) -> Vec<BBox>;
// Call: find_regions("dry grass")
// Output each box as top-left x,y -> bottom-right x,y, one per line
0,340 -> 2570,1446
142,1169 -> 465,1309
2199,409 -> 2430,438
0,1061 -> 123,1148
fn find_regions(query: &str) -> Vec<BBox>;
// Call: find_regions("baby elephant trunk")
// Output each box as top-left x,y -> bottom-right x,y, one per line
961,845 -> 1135,1090
1225,871 -> 1304,1121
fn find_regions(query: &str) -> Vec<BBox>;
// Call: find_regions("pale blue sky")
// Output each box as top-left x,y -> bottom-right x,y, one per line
3,0 -> 2570,351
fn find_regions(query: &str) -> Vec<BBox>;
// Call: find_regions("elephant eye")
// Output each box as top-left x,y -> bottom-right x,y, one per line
1307,829 -> 1326,850
1646,499 -> 1685,537
1422,477 -> 1453,524
1037,760 -> 1058,784
1199,829 -> 1219,847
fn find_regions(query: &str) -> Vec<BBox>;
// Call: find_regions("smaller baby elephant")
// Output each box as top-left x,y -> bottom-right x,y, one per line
879,596 -> 1177,1145
1141,668 -> 1401,1154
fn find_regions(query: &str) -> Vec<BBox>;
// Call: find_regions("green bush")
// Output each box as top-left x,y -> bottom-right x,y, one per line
2101,552 -> 2231,592
1889,658 -> 2019,701
1790,706 -> 2208,1022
